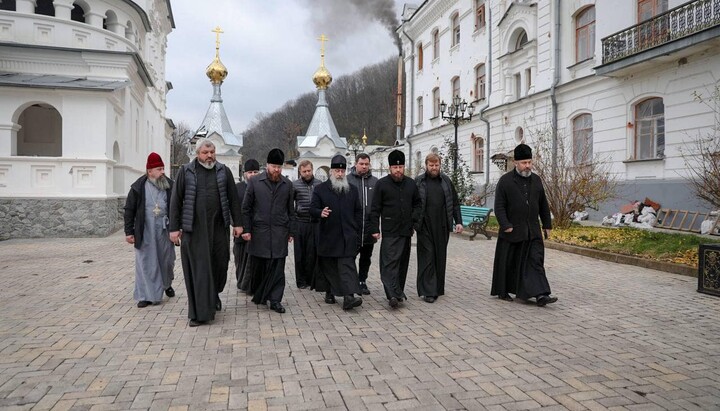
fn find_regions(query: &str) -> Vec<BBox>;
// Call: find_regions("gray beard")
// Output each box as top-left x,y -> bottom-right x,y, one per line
149,175 -> 171,190
199,160 -> 216,170
516,168 -> 532,178
330,176 -> 350,194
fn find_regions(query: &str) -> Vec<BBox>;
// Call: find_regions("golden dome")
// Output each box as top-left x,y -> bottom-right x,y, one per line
313,64 -> 332,90
206,56 -> 227,84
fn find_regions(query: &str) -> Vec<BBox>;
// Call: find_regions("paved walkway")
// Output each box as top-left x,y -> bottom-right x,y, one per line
1,232 -> 719,411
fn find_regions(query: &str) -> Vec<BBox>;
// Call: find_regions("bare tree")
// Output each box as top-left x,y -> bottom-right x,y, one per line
530,127 -> 618,229
170,121 -> 192,179
683,84 -> 720,209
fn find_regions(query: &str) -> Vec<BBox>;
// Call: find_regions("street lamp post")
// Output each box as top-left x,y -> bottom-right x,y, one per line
346,132 -> 368,165
440,96 -> 475,172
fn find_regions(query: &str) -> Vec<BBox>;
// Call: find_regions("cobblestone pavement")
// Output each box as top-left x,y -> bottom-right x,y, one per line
1,232 -> 719,411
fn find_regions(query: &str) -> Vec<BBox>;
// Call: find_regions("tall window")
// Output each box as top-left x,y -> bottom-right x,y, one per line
575,6 -> 595,62
638,0 -> 668,22
417,97 -> 424,124
514,73 -> 521,100
71,3 -> 86,23
572,114 -> 593,164
475,0 -> 486,30
432,29 -> 439,60
451,77 -> 460,100
475,64 -> 486,100
635,98 -> 665,159
451,12 -> 460,46
417,44 -> 424,71
473,136 -> 485,172
432,87 -> 440,117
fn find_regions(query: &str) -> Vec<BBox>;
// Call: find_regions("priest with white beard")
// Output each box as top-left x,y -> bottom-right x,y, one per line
309,155 -> 364,310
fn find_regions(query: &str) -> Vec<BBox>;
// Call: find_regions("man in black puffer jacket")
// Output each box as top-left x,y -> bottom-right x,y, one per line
346,153 -> 378,295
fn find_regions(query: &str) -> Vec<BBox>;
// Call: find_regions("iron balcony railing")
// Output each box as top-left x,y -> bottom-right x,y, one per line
601,0 -> 720,65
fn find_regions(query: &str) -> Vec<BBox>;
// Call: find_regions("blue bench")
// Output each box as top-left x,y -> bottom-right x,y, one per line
459,206 -> 493,240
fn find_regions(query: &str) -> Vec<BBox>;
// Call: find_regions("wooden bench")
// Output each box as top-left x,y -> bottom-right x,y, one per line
459,206 -> 493,240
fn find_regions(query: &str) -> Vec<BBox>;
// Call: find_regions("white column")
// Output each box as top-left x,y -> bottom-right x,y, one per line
107,22 -> 125,35
15,0 -> 36,14
53,0 -> 74,20
0,123 -> 20,156
86,11 -> 104,28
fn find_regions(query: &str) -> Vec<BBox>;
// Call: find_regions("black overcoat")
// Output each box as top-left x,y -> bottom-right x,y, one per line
123,175 -> 174,249
368,175 -> 422,237
309,181 -> 362,258
242,172 -> 295,258
234,181 -> 247,245
494,170 -> 552,243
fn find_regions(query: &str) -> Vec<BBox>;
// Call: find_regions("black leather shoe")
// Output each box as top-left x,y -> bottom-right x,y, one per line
389,297 -> 399,308
423,296 -> 437,303
499,294 -> 513,302
215,296 -> 222,311
324,293 -> 336,304
270,302 -> 286,313
343,295 -> 363,310
297,283 -> 309,289
359,282 -> 370,295
536,295 -> 558,307
165,287 -> 175,298
188,319 -> 205,327
137,301 -> 150,308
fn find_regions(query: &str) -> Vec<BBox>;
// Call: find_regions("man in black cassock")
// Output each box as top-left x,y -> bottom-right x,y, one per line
491,143 -> 558,307
309,155 -> 363,310
242,148 -> 295,314
414,153 -> 463,303
292,160 -> 321,289
369,150 -> 422,308
169,140 -> 243,327
234,158 -> 260,292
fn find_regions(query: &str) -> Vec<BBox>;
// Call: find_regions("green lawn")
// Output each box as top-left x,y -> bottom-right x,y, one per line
486,217 -> 720,266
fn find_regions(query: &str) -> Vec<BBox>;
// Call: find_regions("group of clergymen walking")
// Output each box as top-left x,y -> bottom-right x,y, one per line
124,139 -> 557,327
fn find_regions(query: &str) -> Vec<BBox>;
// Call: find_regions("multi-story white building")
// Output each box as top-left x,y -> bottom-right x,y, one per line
0,0 -> 175,239
398,0 -> 720,216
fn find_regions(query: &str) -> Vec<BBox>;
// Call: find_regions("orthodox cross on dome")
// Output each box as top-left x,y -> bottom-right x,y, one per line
212,26 -> 224,56
317,34 -> 329,65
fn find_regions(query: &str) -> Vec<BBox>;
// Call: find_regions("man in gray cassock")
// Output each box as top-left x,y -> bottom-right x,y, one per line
124,152 -> 176,308
169,139 -> 243,327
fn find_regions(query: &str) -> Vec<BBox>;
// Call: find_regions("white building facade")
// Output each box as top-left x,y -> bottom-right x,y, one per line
398,0 -> 720,216
0,0 -> 175,239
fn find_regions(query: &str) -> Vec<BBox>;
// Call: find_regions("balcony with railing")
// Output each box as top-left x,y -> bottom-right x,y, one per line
596,0 -> 720,75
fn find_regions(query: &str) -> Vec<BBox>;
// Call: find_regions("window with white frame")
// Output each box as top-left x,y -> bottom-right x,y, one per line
417,43 -> 424,71
432,87 -> 440,117
475,0 -> 486,30
452,77 -> 460,100
575,6 -> 595,62
515,30 -> 528,51
451,12 -> 460,46
473,135 -> 484,172
417,96 -> 424,124
475,64 -> 486,100
634,97 -> 665,159
572,114 -> 593,164
432,29 -> 439,60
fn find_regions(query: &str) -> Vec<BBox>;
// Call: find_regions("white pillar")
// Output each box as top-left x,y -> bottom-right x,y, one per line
0,123 -> 20,156
53,0 -> 74,20
86,11 -> 104,28
15,0 -> 36,14
107,22 -> 124,35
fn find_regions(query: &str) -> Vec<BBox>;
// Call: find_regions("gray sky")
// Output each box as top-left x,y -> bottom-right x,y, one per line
165,0 -> 406,134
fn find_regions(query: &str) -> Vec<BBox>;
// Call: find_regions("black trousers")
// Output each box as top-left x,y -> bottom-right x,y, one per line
379,236 -> 411,300
293,221 -> 318,287
356,243 -> 375,283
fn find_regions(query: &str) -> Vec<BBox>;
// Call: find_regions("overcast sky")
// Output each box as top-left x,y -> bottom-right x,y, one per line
165,0 -> 407,134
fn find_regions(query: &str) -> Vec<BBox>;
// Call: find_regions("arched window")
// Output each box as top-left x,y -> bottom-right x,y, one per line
474,64 -> 486,100
451,76 -> 460,100
71,3 -> 86,23
417,43 -> 423,71
35,0 -> 54,16
0,0 -> 16,11
16,103 -> 62,157
634,97 -> 664,159
515,127 -> 524,143
104,10 -> 119,31
514,30 -> 528,51
572,114 -> 593,164
451,12 -> 460,46
432,87 -> 440,117
575,6 -> 595,62
473,135 -> 484,172
432,29 -> 439,60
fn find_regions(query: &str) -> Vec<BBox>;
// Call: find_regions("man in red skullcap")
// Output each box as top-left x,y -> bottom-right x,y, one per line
124,152 -> 176,308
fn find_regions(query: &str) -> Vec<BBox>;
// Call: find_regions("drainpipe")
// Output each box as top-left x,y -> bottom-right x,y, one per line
550,0 -> 561,178
478,4 -> 493,188
400,26 -> 415,173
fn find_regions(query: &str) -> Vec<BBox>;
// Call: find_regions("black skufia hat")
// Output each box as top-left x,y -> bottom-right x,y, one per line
244,158 -> 260,172
388,149 -> 405,166
266,148 -> 284,166
330,155 -> 347,169
514,144 -> 532,161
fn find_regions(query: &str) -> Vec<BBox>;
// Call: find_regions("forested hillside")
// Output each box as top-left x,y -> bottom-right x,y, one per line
240,57 -> 400,162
